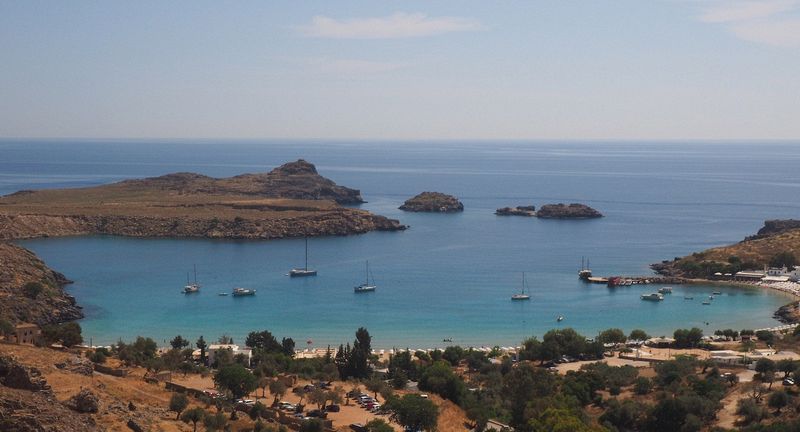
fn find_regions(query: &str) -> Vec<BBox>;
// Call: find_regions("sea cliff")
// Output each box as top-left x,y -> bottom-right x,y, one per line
0,242 -> 82,326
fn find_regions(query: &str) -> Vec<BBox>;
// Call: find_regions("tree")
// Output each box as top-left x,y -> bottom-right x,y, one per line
736,398 -> 766,425
756,330 -> 775,345
196,336 -> 208,365
22,281 -> 44,299
169,393 -> 189,420
214,364 -> 258,399
386,394 -> 438,432
42,322 -> 83,347
419,361 -> 466,404
170,335 -> 190,350
770,251 -> 797,270
777,359 -> 798,378
673,328 -> 703,348
769,390 -> 789,414
365,419 -> 394,432
181,407 -> 205,432
442,346 -> 465,366
300,419 -> 324,432
281,337 -> 295,357
647,398 -> 688,432
0,318 -> 13,336
598,328 -> 627,346
634,376 -> 652,395
366,377 -> 387,402
629,329 -> 649,341
203,411 -> 227,431
269,379 -> 287,406
756,358 -> 777,390
249,401 -> 269,420
246,330 -> 282,352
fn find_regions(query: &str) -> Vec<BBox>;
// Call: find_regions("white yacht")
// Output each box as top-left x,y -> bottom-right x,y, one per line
183,265 -> 200,294
641,292 -> 664,301
232,287 -> 256,297
354,261 -> 377,293
289,237 -> 317,277
511,272 -> 531,301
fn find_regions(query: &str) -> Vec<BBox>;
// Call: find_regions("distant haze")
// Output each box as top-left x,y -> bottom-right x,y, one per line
1,1 -> 800,140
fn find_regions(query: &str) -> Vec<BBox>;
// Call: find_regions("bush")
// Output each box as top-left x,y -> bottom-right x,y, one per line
22,282 -> 44,299
42,322 -> 83,347
736,398 -> 766,425
634,377 -> 652,395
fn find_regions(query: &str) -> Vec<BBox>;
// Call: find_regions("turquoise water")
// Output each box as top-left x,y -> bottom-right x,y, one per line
4,140 -> 800,348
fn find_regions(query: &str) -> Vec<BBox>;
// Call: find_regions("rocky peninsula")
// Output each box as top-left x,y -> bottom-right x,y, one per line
651,219 -> 800,279
535,203 -> 603,219
495,205 -> 536,217
399,192 -> 464,213
0,160 -> 406,241
0,242 -> 83,326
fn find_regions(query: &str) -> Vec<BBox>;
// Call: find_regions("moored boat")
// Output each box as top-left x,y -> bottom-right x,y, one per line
183,265 -> 201,294
354,260 -> 377,293
578,257 -> 592,280
511,272 -> 531,301
641,292 -> 664,301
232,287 -> 256,296
289,237 -> 317,277
658,286 -> 673,294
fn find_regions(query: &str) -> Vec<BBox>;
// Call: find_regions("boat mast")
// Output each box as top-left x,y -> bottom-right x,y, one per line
304,237 -> 308,271
522,272 -> 526,294
365,260 -> 369,285
193,264 -> 198,284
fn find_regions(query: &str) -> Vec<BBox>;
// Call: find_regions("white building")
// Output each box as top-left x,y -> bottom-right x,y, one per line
207,344 -> 252,367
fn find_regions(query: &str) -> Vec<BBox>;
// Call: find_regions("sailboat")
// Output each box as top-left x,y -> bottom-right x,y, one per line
182,265 -> 200,294
354,261 -> 376,293
289,237 -> 317,277
578,257 -> 592,280
511,272 -> 531,301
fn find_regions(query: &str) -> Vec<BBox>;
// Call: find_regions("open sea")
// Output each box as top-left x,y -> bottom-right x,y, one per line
2,140 -> 800,349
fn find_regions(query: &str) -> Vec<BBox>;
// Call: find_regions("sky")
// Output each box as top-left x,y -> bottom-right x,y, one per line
1,1 -> 799,140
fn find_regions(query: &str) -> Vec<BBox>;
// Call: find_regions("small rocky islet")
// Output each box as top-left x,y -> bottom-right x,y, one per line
399,192 -> 464,213
495,203 -> 603,219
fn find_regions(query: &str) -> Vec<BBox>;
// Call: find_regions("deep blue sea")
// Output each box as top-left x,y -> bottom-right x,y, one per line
3,140 -> 800,349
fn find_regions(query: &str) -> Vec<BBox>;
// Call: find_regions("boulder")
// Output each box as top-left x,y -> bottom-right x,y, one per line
0,356 -> 50,392
67,389 -> 99,413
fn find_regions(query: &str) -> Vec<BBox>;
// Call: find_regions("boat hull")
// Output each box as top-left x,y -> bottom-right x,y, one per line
354,285 -> 376,293
290,269 -> 317,277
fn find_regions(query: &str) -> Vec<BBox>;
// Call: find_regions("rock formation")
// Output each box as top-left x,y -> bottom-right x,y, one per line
0,159 -> 406,241
535,203 -> 603,219
399,192 -> 464,213
0,242 -> 83,326
495,205 -> 536,217
66,389 -> 100,413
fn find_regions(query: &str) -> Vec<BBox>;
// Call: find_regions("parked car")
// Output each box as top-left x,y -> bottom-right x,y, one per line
325,404 -> 341,412
306,409 -> 327,418
350,423 -> 368,432
784,378 -> 795,386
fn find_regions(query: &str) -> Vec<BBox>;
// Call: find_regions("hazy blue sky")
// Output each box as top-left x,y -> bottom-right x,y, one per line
1,1 -> 799,140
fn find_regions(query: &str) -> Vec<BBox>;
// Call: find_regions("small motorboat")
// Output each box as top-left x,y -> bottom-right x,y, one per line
712,291 -> 721,295
557,316 -> 564,322
702,301 -> 711,305
232,287 -> 256,297
658,287 -> 673,294
218,292 -> 229,296
684,296 -> 694,300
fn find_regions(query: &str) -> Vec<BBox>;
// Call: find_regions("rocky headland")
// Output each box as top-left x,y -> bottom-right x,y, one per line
399,192 -> 464,213
652,219 -> 800,278
0,160 -> 406,241
495,205 -> 536,217
0,242 -> 83,326
535,203 -> 603,219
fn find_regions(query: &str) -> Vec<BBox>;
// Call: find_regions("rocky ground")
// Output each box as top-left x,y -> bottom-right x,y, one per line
0,242 -> 83,326
399,192 -> 464,213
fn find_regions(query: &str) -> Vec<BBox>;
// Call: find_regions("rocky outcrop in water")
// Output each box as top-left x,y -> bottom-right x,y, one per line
399,192 -> 464,213
0,242 -> 83,326
536,203 -> 603,219
495,205 -> 536,217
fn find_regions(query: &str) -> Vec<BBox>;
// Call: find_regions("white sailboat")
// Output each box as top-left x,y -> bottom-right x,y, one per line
183,265 -> 200,294
511,272 -> 531,301
289,237 -> 317,277
354,261 -> 376,293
